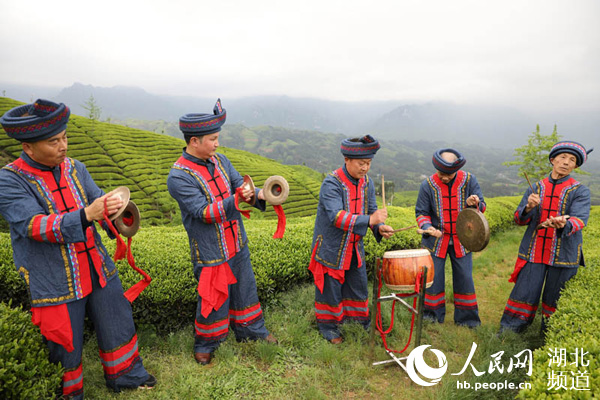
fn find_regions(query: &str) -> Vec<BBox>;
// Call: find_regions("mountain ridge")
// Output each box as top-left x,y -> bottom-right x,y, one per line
3,82 -> 597,149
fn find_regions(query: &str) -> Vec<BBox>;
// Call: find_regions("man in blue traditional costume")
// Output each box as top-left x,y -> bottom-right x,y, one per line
0,100 -> 156,399
308,135 -> 394,344
500,141 -> 592,334
415,149 -> 485,328
167,99 -> 277,365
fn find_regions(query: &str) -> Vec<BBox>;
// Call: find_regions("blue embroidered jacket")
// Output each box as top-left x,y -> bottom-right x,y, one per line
311,166 -> 383,270
167,151 -> 265,275
415,170 -> 486,259
0,153 -> 117,306
514,174 -> 590,268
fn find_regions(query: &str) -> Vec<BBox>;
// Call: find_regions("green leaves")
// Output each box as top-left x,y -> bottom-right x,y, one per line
517,207 -> 600,398
0,302 -> 63,399
503,125 -> 562,182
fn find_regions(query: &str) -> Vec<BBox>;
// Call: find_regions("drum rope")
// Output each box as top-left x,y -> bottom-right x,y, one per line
375,263 -> 422,354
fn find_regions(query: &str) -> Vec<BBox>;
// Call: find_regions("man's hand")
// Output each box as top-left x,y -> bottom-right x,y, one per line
378,224 -> 395,239
85,190 -> 124,222
369,208 -> 388,226
545,215 -> 568,229
466,195 -> 480,208
525,193 -> 541,213
417,226 -> 443,238
241,183 -> 255,203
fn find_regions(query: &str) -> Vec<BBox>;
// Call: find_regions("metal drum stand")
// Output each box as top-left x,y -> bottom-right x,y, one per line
370,260 -> 428,372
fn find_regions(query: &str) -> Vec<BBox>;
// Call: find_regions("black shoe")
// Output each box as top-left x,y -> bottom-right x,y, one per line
138,374 -> 157,390
106,374 -> 157,393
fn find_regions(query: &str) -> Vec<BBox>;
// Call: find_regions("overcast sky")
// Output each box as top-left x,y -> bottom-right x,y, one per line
1,0 -> 599,114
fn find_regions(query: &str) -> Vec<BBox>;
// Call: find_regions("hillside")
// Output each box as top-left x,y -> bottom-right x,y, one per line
100,119 -> 600,204
217,125 -> 600,205
0,97 -> 321,228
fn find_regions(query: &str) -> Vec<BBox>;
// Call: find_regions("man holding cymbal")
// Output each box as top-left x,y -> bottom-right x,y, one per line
167,99 -> 277,366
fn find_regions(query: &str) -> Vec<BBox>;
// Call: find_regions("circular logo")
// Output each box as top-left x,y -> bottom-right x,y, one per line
406,344 -> 448,386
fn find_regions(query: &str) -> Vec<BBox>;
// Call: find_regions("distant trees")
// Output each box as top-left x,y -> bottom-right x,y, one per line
82,95 -> 102,122
503,125 -> 561,181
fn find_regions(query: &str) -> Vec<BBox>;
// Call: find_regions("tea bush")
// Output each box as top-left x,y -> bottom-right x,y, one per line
518,206 -> 600,398
0,198 -> 520,331
0,301 -> 63,399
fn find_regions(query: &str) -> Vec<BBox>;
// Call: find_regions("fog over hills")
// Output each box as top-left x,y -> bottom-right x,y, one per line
1,82 -> 597,150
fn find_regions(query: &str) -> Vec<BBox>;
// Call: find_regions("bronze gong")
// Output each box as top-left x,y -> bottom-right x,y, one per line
456,208 -> 490,252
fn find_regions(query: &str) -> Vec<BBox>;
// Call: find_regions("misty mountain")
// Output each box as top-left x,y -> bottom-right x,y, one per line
370,103 -> 538,145
2,82 -> 597,150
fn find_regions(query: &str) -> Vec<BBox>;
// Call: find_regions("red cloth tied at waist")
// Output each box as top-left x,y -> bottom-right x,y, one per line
31,304 -> 74,352
509,258 -> 528,283
198,262 -> 238,318
308,244 -> 357,293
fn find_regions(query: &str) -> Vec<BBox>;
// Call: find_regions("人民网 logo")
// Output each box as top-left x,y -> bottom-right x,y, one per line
406,344 -> 448,386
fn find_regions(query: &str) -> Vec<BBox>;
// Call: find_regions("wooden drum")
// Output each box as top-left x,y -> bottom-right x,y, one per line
381,249 -> 434,292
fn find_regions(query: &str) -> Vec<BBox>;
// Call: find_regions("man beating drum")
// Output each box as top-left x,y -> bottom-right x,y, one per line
308,135 -> 394,344
415,149 -> 486,328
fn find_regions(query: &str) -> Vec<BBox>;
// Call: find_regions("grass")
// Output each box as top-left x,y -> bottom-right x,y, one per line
79,227 -> 545,399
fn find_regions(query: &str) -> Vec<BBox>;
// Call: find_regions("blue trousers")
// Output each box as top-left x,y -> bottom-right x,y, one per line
314,252 -> 370,341
193,246 -> 269,354
46,269 -> 149,399
424,246 -> 481,327
500,262 -> 578,333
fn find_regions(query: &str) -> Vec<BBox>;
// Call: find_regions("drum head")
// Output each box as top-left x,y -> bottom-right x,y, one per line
456,208 -> 490,252
383,249 -> 430,258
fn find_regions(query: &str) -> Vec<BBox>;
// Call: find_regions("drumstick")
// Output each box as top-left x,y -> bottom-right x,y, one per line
523,172 -> 535,193
389,225 -> 417,234
381,174 -> 386,209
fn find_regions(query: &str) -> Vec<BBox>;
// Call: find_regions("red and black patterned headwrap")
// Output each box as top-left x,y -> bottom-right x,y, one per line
340,135 -> 381,159
432,148 -> 466,174
0,99 -> 70,142
549,141 -> 593,167
179,98 -> 227,138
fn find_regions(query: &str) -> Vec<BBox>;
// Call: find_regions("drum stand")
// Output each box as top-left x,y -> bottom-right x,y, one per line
370,262 -> 428,372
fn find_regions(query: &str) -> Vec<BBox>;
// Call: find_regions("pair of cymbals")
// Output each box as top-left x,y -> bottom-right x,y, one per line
109,187 -> 140,238
241,175 -> 290,205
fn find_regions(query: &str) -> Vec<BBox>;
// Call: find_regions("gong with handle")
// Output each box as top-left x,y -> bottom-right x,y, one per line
456,208 -> 490,252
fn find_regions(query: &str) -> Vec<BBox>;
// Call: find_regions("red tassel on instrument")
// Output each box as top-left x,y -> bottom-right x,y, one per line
234,187 -> 251,219
272,204 -> 286,238
102,197 -> 151,303
102,198 -> 127,261
123,236 -> 152,303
